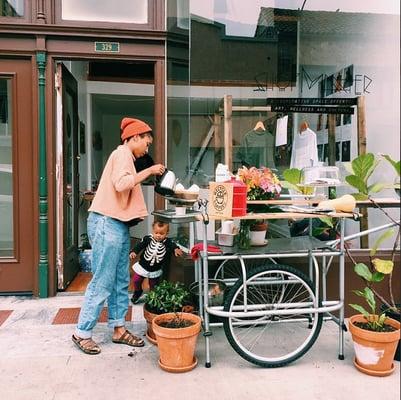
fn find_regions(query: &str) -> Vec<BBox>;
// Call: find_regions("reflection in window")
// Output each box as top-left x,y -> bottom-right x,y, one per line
61,0 -> 148,24
0,79 -> 14,257
0,0 -> 24,17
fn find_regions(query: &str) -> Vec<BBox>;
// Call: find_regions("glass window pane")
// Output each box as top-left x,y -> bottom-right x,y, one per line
0,78 -> 14,257
61,0 -> 148,24
0,0 -> 24,17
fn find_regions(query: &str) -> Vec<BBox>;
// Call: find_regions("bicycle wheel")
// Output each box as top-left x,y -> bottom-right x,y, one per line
223,264 -> 322,367
214,258 -> 276,283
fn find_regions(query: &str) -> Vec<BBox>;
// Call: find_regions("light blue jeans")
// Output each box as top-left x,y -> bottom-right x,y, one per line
75,212 -> 130,339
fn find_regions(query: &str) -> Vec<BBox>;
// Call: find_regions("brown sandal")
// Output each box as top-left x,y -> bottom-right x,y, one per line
72,334 -> 101,355
112,329 -> 145,347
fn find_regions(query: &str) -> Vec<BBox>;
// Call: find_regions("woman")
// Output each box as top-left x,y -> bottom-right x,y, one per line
72,117 -> 165,354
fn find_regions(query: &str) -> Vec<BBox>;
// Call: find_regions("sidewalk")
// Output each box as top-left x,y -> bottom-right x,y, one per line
0,294 -> 399,400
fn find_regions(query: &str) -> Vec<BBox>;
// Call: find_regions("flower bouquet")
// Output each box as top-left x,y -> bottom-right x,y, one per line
236,166 -> 281,248
237,166 -> 282,201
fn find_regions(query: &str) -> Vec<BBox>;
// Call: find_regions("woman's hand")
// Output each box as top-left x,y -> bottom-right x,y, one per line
150,164 -> 165,176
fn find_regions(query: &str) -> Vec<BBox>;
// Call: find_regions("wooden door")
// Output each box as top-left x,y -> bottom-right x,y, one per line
0,59 -> 35,293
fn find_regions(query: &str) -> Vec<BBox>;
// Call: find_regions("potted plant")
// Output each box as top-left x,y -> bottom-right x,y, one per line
236,166 -> 281,249
348,227 -> 400,376
143,280 -> 194,345
146,280 -> 201,372
249,219 -> 268,246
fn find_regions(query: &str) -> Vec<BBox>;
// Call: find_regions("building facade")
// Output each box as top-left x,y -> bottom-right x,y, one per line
0,0 -> 399,297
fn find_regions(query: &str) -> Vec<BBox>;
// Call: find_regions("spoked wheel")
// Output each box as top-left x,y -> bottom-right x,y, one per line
223,264 -> 322,368
214,258 -> 277,286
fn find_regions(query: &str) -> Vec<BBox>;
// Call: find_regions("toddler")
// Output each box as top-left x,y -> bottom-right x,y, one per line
130,221 -> 183,304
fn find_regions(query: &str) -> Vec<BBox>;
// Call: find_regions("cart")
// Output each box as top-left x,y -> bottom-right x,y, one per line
153,199 -> 399,368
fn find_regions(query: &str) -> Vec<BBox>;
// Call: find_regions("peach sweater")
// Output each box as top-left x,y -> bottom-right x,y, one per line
89,145 -> 148,222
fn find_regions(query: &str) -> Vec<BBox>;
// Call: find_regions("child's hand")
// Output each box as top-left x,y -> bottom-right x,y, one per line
174,248 -> 183,257
129,252 -> 137,260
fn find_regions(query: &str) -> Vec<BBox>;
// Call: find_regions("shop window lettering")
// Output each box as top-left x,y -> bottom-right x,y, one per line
254,67 -> 372,95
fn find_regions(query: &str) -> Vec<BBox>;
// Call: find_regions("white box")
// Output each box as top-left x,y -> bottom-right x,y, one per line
216,228 -> 236,247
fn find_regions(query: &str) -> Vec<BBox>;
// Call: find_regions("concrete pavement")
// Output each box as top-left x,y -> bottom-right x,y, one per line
0,294 -> 399,400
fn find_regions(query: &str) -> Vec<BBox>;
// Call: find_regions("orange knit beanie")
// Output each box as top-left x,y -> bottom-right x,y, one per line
120,117 -> 152,141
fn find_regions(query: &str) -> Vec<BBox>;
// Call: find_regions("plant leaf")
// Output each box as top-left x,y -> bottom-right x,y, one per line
370,228 -> 395,256
351,193 -> 369,200
345,175 -> 367,194
367,183 -> 387,193
382,154 -> 401,176
283,168 -> 302,185
371,272 -> 385,282
364,287 -> 376,314
372,258 -> 394,274
349,304 -> 370,318
318,216 -> 334,228
354,263 -> 372,281
352,153 -> 374,180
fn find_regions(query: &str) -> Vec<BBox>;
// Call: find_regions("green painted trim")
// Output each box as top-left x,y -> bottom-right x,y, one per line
36,52 -> 48,298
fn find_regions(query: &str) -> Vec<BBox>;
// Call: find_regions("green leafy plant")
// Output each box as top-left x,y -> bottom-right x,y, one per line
344,153 -> 387,200
349,227 -> 400,331
281,168 -> 315,196
145,280 -> 191,315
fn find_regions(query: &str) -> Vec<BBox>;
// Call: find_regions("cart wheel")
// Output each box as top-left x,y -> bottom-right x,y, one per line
214,258 -> 276,284
223,264 -> 322,368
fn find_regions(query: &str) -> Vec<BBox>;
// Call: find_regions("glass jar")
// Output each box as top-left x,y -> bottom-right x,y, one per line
237,220 -> 251,250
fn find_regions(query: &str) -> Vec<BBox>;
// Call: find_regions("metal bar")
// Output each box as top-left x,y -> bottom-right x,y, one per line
206,302 -> 343,318
201,251 -> 342,261
338,218 -> 345,359
202,219 -> 211,367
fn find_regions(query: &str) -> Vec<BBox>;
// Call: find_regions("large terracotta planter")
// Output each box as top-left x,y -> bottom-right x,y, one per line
348,314 -> 400,377
143,305 -> 158,345
152,312 -> 201,373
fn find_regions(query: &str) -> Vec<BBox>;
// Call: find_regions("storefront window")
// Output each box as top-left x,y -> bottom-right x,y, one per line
61,0 -> 148,24
0,0 -> 24,17
184,0 -> 399,190
0,78 -> 14,257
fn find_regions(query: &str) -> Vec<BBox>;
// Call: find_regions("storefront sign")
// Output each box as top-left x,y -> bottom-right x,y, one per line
271,105 -> 354,114
266,98 -> 357,106
94,42 -> 120,53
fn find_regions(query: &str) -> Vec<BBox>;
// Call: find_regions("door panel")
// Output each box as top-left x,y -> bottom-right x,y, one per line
0,59 -> 34,292
57,64 -> 79,289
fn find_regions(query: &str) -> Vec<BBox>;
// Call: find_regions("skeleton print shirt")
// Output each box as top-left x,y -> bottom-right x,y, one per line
131,235 -> 179,273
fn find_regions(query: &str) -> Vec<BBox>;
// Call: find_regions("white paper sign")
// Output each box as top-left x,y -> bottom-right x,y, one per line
275,115 -> 288,146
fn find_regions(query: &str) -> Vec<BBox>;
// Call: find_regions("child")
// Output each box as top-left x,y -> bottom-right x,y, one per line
130,221 -> 183,304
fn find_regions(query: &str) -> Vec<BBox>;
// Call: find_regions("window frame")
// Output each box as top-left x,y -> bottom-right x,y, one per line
53,0 -> 164,31
0,0 -> 33,23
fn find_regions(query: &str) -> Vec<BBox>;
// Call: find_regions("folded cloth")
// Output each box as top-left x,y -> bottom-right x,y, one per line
190,243 -> 222,261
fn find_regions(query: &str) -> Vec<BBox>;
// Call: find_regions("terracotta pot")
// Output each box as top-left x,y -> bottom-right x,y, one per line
152,312 -> 201,373
380,304 -> 401,361
348,314 -> 400,377
143,306 -> 158,345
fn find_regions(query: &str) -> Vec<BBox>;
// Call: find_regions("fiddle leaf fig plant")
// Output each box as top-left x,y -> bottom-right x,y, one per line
349,227 -> 400,332
344,153 -> 387,200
